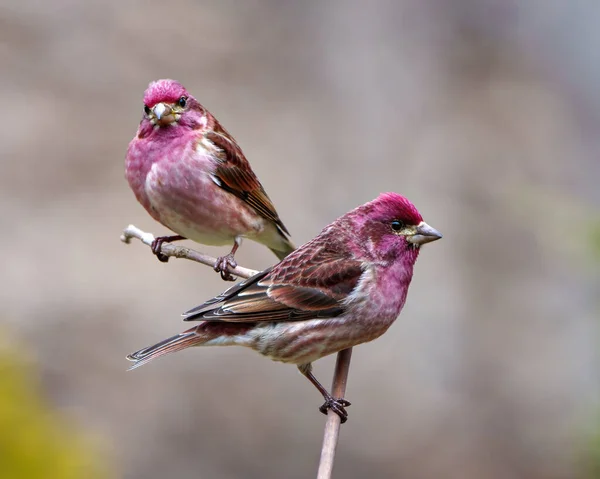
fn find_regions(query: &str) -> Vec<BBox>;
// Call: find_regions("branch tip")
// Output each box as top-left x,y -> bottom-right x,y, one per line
119,224 -> 257,279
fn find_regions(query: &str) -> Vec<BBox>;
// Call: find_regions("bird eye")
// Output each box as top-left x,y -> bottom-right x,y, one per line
144,105 -> 151,115
391,220 -> 405,231
178,96 -> 187,108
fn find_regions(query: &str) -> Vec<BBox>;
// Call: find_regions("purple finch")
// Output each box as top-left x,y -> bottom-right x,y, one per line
127,193 -> 442,422
125,79 -> 294,280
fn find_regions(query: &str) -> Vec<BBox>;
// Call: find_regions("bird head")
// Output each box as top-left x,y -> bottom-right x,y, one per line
352,192 -> 442,262
140,79 -> 207,130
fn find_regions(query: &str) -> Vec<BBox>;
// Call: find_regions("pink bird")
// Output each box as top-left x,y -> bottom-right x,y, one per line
127,193 -> 442,422
126,79 -> 295,280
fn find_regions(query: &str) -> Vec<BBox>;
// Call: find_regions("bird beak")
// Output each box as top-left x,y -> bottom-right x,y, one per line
407,221 -> 442,246
152,103 -> 176,125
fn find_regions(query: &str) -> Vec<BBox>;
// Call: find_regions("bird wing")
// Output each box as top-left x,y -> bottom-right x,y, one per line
204,126 -> 290,236
183,244 -> 365,323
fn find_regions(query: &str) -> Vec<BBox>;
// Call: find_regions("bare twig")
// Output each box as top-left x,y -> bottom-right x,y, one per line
121,224 -> 352,478
316,348 -> 353,479
120,224 -> 258,279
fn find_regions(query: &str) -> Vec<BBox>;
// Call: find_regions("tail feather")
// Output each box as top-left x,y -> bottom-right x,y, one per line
270,238 -> 295,261
127,327 -> 206,370
127,322 -> 255,370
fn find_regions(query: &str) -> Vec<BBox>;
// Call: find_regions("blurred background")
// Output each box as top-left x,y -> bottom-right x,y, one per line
1,0 -> 599,477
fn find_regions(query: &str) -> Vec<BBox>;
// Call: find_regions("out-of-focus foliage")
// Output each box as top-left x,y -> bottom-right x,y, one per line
585,423 -> 600,479
583,227 -> 600,478
0,336 -> 108,479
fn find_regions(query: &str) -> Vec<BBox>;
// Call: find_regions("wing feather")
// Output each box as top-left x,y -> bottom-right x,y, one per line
183,237 -> 365,323
204,128 -> 290,236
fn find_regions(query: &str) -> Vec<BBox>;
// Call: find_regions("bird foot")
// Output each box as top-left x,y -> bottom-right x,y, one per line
151,237 -> 171,262
319,396 -> 351,423
214,253 -> 237,281
150,235 -> 185,263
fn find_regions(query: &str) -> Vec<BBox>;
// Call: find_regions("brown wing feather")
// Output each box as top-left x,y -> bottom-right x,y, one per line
183,234 -> 364,323
204,127 -> 290,236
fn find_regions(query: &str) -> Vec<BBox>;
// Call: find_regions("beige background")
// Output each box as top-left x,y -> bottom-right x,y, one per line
1,0 -> 599,477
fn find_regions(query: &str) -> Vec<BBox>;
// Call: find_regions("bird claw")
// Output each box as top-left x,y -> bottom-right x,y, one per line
214,254 -> 237,281
319,396 -> 351,423
151,237 -> 170,263
150,235 -> 186,263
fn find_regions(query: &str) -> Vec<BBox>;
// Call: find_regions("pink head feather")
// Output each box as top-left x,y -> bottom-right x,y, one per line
355,192 -> 423,226
143,79 -> 190,108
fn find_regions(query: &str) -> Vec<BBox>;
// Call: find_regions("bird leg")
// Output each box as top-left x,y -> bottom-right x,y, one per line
298,363 -> 351,423
151,235 -> 186,262
214,239 -> 241,281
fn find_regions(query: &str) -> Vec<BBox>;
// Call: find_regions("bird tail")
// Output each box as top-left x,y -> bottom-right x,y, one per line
270,238 -> 296,260
127,328 -> 204,370
126,322 -> 254,370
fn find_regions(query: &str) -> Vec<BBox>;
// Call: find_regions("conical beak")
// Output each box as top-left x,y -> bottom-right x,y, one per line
407,221 -> 442,246
152,103 -> 175,125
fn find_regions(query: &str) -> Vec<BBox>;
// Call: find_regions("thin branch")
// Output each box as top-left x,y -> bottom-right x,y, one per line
120,224 -> 352,478
120,224 -> 258,279
316,348 -> 353,479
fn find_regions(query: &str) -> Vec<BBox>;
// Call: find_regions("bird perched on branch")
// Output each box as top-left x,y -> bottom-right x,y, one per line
127,193 -> 442,422
125,79 -> 294,280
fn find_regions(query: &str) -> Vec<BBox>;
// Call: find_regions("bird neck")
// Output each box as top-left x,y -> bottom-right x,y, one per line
374,249 -> 419,316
